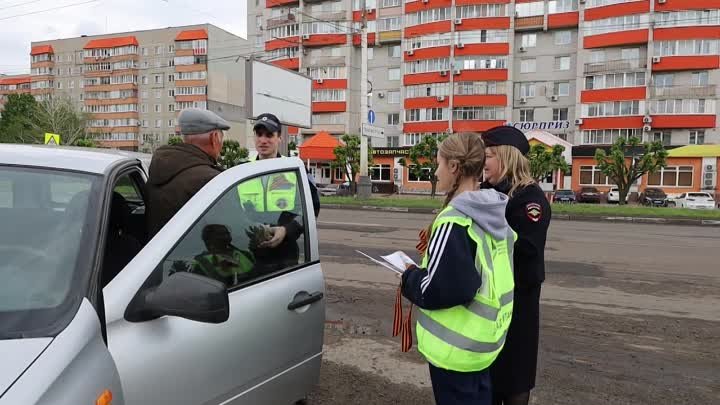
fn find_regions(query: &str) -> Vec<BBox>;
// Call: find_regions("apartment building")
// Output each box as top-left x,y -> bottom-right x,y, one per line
28,24 -> 252,151
0,75 -> 31,114
249,0 -> 719,191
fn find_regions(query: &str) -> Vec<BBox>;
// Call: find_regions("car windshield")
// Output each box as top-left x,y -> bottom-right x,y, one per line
556,190 -> 573,195
582,188 -> 597,192
0,166 -> 99,339
646,189 -> 665,197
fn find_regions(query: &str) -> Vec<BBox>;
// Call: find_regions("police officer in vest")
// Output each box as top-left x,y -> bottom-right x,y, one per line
480,126 -> 551,405
402,133 -> 515,405
238,113 -> 320,273
190,224 -> 255,287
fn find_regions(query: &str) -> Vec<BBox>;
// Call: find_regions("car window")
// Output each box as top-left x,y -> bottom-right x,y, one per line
114,175 -> 143,202
152,169 -> 309,290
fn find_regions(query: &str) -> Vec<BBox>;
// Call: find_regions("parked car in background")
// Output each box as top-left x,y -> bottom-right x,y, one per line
576,187 -> 601,203
639,188 -> 669,207
673,192 -> 716,210
607,187 -> 630,204
553,189 -> 576,203
317,182 -> 352,197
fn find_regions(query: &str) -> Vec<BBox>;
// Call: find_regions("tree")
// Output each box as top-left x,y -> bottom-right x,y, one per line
528,144 -> 570,183
0,94 -> 38,143
28,96 -> 90,146
73,138 -> 97,148
399,134 -> 448,198
594,137 -> 668,205
331,134 -> 372,194
218,140 -> 249,169
167,136 -> 183,146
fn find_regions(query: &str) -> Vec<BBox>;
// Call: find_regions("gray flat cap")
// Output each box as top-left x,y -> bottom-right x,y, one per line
178,108 -> 231,135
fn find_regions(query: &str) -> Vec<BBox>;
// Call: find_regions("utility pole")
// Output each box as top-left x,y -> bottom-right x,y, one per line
357,0 -> 372,199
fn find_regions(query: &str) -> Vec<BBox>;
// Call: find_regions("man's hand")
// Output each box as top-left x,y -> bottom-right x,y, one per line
259,226 -> 287,248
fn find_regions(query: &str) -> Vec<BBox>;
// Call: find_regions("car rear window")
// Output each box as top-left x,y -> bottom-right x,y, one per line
688,193 -> 711,198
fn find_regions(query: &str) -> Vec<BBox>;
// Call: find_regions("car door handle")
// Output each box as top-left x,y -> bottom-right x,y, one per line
287,291 -> 324,310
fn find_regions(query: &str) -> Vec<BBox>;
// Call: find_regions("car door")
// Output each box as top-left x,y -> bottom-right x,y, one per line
102,158 -> 324,405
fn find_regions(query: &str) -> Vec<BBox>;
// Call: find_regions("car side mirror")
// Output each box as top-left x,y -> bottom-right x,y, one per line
125,272 -> 230,324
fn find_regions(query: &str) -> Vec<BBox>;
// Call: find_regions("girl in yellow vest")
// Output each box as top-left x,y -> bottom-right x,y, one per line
402,133 -> 516,405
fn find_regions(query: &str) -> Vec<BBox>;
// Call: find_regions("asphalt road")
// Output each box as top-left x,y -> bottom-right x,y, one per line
308,208 -> 720,405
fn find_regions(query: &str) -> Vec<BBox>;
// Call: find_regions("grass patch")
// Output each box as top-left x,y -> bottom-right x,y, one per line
321,196 -> 720,219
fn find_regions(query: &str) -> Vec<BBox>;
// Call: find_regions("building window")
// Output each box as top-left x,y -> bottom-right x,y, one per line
583,100 -> 642,117
381,0 -> 400,8
155,104 -> 161,113
141,104 -> 147,113
334,167 -> 344,181
515,1 -> 544,17
168,119 -> 175,128
311,89 -> 346,102
579,166 -> 611,186
155,90 -> 162,99
387,90 -> 400,104
168,104 -> 175,112
582,129 -> 641,145
142,48 -> 148,56
387,113 -> 400,126
555,30 -> 571,45
555,56 -> 571,71
370,164 -> 392,181
650,99 -> 710,115
521,34 -> 537,48
646,131 -> 672,146
520,59 -> 536,73
142,120 -> 148,128
408,166 -> 433,181
457,4 -> 507,19
388,68 -> 401,81
554,82 -> 570,96
154,75 -> 162,85
647,166 -> 693,187
168,89 -> 175,97
553,108 -> 569,121
519,109 -> 534,122
519,82 -> 536,98
387,136 -> 400,147
687,130 -> 706,145
405,133 -> 423,145
155,119 -> 162,128
549,0 -> 577,14
691,71 -> 709,87
389,45 -> 402,58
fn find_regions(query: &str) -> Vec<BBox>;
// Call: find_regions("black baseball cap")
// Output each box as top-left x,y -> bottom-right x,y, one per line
253,113 -> 282,134
481,125 -> 530,155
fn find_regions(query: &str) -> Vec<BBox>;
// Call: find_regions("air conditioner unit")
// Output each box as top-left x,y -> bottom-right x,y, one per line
658,0 -> 667,4
407,50 -> 414,56
366,7 -> 373,12
302,34 -> 310,39
520,97 -> 527,104
437,95 -> 445,102
378,92 -> 385,98
579,0 -> 586,3
551,95 -> 559,101
317,79 -> 324,84
652,56 -> 661,63
454,69 -> 461,75
457,43 -> 465,49
519,46 -> 526,52
575,118 -> 583,125
707,165 -> 716,171
643,124 -> 652,132
643,115 -> 652,124
455,19 -> 462,25
440,70 -> 448,76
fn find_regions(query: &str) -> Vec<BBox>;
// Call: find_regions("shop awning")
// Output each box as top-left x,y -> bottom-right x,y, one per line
298,131 -> 340,161
668,145 -> 720,158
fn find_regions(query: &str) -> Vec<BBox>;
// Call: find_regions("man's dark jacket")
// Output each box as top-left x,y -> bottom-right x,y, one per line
146,144 -> 223,239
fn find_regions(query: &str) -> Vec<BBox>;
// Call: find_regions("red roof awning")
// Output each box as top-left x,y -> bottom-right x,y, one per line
299,132 -> 341,161
84,36 -> 139,49
30,45 -> 54,55
175,29 -> 209,41
0,75 -> 31,85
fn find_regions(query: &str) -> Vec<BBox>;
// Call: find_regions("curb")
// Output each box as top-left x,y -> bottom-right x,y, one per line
323,204 -> 720,227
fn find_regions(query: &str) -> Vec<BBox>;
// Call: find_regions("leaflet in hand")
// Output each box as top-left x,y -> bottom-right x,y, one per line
356,250 -> 417,275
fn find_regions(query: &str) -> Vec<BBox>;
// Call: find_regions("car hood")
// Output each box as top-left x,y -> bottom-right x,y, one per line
0,338 -> 52,396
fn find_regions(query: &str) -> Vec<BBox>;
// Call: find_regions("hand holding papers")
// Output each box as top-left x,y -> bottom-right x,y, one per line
356,250 -> 417,275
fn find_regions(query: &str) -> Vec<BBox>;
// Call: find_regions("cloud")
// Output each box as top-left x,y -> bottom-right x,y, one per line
0,0 -> 247,73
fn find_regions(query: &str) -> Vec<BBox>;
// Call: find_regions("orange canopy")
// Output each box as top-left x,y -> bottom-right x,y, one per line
30,45 -> 54,55
298,132 -> 340,161
84,36 -> 139,49
175,29 -> 208,41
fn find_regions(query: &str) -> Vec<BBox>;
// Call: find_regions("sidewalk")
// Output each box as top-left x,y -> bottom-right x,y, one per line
322,203 -> 720,227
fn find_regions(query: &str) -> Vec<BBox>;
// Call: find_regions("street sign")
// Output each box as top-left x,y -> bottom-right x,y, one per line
44,133 -> 61,146
362,123 -> 384,138
367,110 -> 375,124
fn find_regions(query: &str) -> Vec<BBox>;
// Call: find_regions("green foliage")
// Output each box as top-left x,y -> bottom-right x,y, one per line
0,94 -> 39,143
398,134 -> 448,198
218,140 -> 249,169
528,144 -> 570,182
73,138 -> 97,148
167,136 -> 183,146
331,134 -> 372,194
28,96 -> 90,146
594,137 -> 668,205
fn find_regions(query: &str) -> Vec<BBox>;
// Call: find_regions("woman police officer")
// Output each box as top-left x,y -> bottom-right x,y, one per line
480,126 -> 551,405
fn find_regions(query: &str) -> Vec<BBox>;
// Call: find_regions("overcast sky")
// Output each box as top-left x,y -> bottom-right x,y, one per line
0,0 -> 247,75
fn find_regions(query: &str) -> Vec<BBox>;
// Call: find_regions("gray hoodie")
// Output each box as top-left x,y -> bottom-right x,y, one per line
450,189 -> 511,240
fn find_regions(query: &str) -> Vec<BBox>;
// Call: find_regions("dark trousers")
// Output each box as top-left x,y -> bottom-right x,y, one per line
429,363 -> 492,405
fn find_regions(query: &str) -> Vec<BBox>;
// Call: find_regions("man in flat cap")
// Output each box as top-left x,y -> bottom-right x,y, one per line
146,108 -> 230,239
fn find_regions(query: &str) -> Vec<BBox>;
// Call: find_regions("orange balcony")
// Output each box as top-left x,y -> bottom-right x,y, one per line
453,94 -> 506,107
405,0 -> 452,13
454,69 -> 508,81
455,17 -> 510,31
84,36 -> 139,50
651,115 -> 716,129
90,112 -> 140,120
514,15 -> 544,30
83,54 -> 139,64
353,33 -> 376,47
266,0 -> 298,8
312,79 -> 347,90
175,95 -> 207,103
456,0 -> 510,5
584,0 -> 649,21
302,34 -> 347,47
175,64 -> 207,73
403,72 -> 451,86
654,27 -> 720,41
453,120 -> 505,132
404,96 -> 450,109
404,46 -> 451,61
353,10 -> 376,21
548,11 -> 579,29
312,101 -> 346,113
403,121 -> 449,133
454,43 -> 509,56
271,57 -> 300,70
581,87 -> 646,103
97,139 -> 139,150
579,117 -> 643,130
266,37 -> 300,51
84,83 -> 138,92
84,98 -> 139,106
652,56 -> 720,72
583,29 -> 648,49
405,21 -> 452,38
656,0 -> 720,12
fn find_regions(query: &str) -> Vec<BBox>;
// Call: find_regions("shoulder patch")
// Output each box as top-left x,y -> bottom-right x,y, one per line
525,202 -> 542,222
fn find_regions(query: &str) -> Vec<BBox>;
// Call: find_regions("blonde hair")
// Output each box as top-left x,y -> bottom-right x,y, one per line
438,132 -> 486,209
488,145 -> 535,197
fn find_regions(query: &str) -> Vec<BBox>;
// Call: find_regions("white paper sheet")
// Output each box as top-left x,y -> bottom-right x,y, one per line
356,250 -> 416,275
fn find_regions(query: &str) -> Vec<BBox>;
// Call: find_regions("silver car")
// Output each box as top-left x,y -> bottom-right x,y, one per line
0,145 -> 324,405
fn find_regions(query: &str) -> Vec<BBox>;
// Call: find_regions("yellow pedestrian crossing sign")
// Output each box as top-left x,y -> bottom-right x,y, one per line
44,133 -> 61,146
